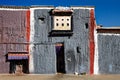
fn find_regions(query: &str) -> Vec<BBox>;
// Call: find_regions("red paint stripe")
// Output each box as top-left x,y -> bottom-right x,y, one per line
26,10 -> 30,52
26,10 -> 30,73
89,9 -> 95,74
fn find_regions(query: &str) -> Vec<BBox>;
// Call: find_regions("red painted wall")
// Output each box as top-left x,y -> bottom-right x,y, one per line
0,10 -> 30,73
89,9 -> 96,74
26,10 -> 30,52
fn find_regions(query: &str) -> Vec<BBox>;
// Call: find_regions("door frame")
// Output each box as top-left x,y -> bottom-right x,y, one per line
55,43 -> 66,73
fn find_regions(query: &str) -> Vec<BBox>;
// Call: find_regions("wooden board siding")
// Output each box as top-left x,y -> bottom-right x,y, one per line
0,10 -> 30,73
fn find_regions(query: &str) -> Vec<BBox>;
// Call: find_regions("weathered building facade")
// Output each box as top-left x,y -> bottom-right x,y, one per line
94,28 -> 120,74
0,7 -> 30,73
29,6 -> 95,74
0,6 -> 120,75
0,6 -> 95,74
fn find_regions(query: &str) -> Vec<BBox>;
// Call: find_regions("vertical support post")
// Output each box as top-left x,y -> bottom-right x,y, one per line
26,10 -> 30,73
26,10 -> 30,51
89,9 -> 95,74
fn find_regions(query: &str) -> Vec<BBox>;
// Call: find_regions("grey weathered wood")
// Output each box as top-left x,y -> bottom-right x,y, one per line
33,8 -> 90,74
98,34 -> 120,74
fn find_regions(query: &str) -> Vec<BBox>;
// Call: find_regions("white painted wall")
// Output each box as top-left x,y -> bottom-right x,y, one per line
29,8 -> 35,73
94,30 -> 99,74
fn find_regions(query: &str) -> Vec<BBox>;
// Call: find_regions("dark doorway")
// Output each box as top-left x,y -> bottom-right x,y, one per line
56,43 -> 65,73
9,60 -> 29,74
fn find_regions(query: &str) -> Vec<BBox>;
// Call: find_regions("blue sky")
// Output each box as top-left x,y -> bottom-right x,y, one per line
0,0 -> 120,27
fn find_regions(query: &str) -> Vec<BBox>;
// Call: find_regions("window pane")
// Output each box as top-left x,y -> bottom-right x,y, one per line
56,23 -> 59,26
67,23 -> 69,26
56,19 -> 59,21
62,23 -> 64,26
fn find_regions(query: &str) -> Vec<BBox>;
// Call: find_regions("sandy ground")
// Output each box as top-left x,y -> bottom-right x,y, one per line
0,74 -> 120,80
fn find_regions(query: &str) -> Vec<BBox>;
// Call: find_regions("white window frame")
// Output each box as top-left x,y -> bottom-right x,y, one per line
53,16 -> 71,30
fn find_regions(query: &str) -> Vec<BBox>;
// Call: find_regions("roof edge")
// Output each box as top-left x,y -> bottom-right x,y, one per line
71,6 -> 95,10
0,5 -> 30,9
0,5 -> 95,9
97,27 -> 120,30
97,27 -> 120,34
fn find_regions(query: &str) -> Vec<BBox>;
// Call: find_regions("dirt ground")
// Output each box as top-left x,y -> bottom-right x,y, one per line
0,74 -> 120,80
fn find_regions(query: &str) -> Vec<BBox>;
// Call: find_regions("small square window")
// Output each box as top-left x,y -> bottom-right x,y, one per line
50,8 -> 73,36
62,23 -> 64,26
53,16 -> 71,30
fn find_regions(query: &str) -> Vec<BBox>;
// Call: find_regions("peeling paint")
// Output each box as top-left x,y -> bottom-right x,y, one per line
97,33 -> 120,74
89,9 -> 95,74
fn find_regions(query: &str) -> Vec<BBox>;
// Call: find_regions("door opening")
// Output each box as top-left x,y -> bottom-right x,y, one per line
9,60 -> 29,74
56,43 -> 65,73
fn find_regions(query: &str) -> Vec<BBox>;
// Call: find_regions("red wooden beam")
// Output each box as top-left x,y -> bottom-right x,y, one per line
89,9 -> 95,74
26,10 -> 30,52
26,10 -> 30,73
